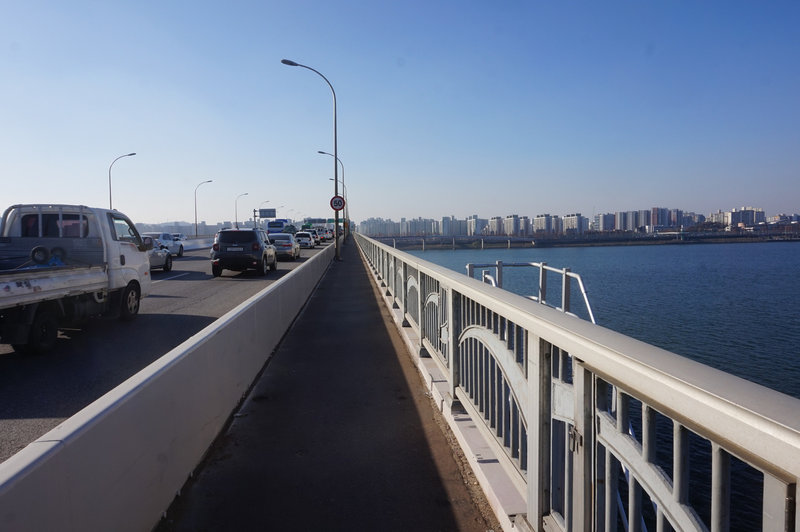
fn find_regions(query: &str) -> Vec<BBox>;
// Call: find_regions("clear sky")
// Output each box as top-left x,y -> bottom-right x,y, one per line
2,1 -> 798,226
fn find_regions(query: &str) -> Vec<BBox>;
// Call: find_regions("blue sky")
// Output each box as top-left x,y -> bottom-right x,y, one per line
2,1 -> 798,226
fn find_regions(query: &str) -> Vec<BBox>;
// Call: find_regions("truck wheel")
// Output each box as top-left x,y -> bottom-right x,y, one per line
16,310 -> 59,354
119,283 -> 141,321
30,246 -> 50,264
212,264 -> 222,277
163,255 -> 173,272
51,247 -> 67,262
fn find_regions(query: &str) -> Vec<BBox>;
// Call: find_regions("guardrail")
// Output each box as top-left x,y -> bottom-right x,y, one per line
466,260 -> 596,324
355,233 -> 800,532
0,244 -> 335,531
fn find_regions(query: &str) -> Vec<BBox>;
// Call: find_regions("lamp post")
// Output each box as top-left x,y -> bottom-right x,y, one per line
194,179 -> 213,237
108,152 -> 136,210
318,150 -> 347,240
282,58 -> 340,261
235,192 -> 248,229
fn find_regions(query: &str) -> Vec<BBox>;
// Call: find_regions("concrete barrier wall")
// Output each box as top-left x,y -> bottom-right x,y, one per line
0,244 -> 334,531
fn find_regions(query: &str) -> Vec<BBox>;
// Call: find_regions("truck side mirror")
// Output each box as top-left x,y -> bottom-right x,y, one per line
141,236 -> 154,251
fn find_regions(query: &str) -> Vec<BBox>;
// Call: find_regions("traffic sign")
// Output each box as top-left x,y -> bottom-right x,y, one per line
330,195 -> 345,211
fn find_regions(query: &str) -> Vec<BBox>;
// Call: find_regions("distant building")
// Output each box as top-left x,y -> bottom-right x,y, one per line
563,213 -> 588,235
729,207 -> 766,228
651,207 -> 671,227
489,216 -> 503,235
503,214 -> 520,236
520,215 -> 532,236
597,213 -> 615,232
467,215 -> 488,236
534,214 -> 557,234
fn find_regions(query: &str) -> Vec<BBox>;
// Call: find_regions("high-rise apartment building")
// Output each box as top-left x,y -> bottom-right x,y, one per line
503,214 -> 521,236
489,216 -> 504,235
563,213 -> 588,234
534,214 -> 556,234
467,215 -> 488,236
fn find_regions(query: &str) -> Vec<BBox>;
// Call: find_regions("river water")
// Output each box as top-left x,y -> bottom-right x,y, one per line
408,241 -> 800,400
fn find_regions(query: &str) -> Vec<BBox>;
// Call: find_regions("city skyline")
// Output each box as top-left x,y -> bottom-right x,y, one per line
139,201 -> 794,233
2,3 -> 798,225
357,203 -> 797,237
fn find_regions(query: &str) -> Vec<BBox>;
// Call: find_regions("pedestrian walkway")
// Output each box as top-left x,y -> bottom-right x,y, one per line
156,239 -> 496,531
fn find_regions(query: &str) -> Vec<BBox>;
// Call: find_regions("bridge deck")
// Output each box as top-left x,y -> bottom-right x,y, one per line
155,239 -> 496,531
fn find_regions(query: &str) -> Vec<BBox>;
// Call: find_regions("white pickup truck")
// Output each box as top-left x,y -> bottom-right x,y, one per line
0,204 -> 153,353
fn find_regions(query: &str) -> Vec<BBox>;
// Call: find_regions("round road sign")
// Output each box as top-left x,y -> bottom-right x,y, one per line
330,195 -> 345,211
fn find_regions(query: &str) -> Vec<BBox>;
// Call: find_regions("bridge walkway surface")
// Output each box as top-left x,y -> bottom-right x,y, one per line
156,239 -> 499,532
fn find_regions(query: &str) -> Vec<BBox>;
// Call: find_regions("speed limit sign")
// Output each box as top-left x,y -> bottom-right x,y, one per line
330,195 -> 345,211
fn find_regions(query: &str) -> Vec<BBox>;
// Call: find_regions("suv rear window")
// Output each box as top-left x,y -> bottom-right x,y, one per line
218,231 -> 258,244
270,234 -> 289,240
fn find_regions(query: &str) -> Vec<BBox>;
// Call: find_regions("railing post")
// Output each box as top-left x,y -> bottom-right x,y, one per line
419,273 -> 428,357
447,287 -> 461,405
401,262 -> 410,327
674,422 -> 689,505
571,359 -> 593,531
539,262 -> 547,305
711,443 -> 731,532
495,260 -> 503,288
528,337 -> 552,529
562,268 -> 571,314
762,473 -> 796,530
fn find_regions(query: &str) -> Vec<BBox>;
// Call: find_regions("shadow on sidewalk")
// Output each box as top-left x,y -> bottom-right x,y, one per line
156,239 -> 495,531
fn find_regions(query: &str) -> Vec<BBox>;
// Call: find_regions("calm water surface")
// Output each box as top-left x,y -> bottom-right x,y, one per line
408,241 -> 800,399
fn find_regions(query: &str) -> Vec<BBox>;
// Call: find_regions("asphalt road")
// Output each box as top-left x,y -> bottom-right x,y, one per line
0,244 -> 328,463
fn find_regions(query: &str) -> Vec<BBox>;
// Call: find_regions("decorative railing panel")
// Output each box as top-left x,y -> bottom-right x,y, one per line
355,233 -> 800,532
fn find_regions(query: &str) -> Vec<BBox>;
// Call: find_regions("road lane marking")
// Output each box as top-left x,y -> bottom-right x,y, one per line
152,272 -> 191,284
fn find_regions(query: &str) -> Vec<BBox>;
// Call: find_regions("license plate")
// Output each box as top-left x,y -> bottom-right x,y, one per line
227,247 -> 243,251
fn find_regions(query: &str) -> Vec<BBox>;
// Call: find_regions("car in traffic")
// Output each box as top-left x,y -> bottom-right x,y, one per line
307,228 -> 321,245
210,228 -> 277,277
172,233 -> 188,241
267,233 -> 300,260
147,237 -> 173,271
294,231 -> 315,249
143,231 -> 184,257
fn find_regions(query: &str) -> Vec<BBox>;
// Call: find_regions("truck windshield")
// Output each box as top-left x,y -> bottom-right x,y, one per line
108,214 -> 141,244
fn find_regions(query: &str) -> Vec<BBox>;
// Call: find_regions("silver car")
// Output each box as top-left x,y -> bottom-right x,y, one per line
295,231 -> 314,249
147,238 -> 173,271
268,233 -> 301,260
143,232 -> 184,257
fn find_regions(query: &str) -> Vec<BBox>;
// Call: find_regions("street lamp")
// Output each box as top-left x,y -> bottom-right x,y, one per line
319,150 -> 347,239
108,152 -> 136,209
235,192 -> 248,229
194,179 -> 213,237
282,58 -> 341,261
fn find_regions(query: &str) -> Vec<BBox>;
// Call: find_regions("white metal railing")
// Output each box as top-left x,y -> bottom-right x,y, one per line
356,233 -> 800,532
466,260 -> 596,324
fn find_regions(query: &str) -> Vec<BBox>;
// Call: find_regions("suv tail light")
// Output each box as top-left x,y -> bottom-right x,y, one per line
252,242 -> 260,251
212,243 -> 219,251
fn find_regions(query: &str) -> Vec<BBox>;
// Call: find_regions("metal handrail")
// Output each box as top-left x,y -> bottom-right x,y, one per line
466,260 -> 596,324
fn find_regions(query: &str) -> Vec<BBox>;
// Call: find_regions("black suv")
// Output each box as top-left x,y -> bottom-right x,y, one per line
211,228 -> 278,277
